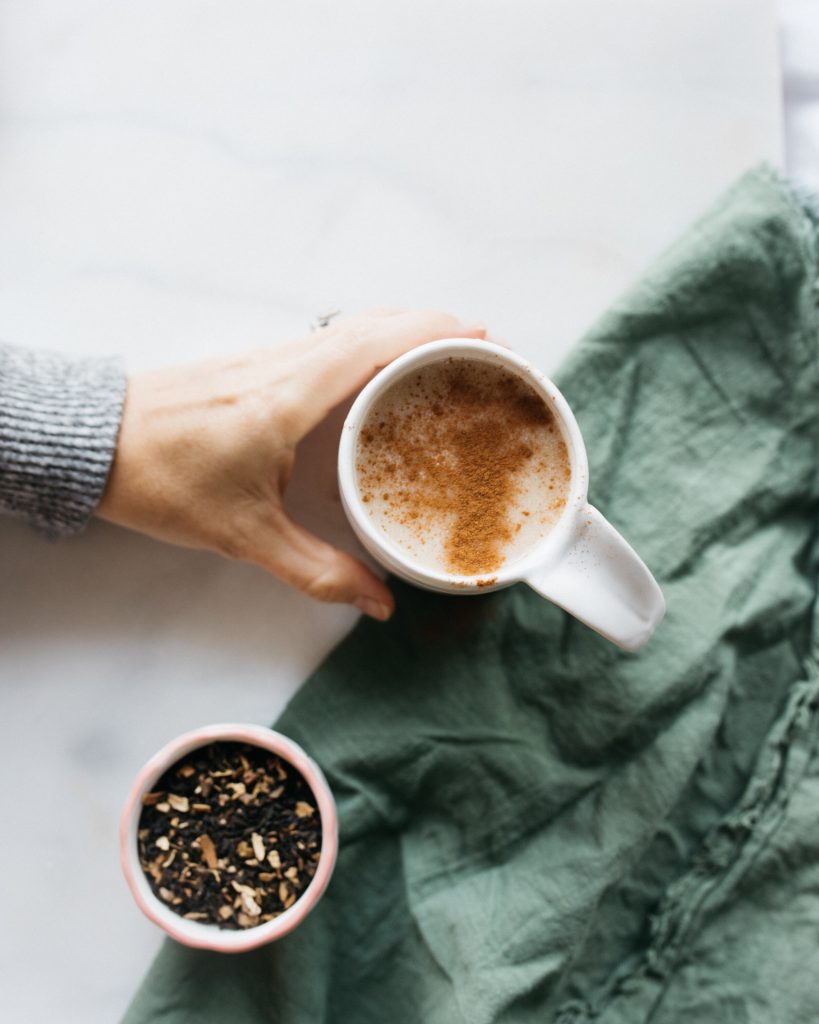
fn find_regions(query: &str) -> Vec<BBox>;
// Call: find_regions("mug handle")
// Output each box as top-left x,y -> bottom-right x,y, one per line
524,505 -> 665,651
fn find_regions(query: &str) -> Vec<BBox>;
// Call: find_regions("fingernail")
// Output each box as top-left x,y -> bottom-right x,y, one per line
355,597 -> 393,621
459,321 -> 486,336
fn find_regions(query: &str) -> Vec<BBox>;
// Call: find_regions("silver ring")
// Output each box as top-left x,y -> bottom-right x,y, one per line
311,309 -> 341,332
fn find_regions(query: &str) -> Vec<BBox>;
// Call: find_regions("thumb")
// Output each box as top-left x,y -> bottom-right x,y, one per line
295,310 -> 487,435
249,508 -> 394,621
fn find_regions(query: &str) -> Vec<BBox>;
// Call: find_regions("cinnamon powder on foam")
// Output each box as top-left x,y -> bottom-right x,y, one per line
356,360 -> 570,576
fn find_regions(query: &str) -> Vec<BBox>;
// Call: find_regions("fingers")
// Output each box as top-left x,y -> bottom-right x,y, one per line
295,309 -> 486,435
249,508 -> 394,621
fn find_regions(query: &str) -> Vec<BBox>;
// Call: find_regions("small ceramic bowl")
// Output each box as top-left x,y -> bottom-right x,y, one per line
120,723 -> 338,953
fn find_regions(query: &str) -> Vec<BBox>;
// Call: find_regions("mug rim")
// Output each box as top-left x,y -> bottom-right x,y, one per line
119,723 -> 338,953
337,339 -> 589,591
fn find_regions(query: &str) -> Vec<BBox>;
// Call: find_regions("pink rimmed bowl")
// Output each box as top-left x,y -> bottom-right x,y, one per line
120,723 -> 338,953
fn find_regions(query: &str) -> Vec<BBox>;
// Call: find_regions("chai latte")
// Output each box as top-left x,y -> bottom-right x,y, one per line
355,358 -> 571,576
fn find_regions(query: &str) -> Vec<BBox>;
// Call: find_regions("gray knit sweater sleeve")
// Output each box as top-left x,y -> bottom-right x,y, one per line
0,343 -> 126,537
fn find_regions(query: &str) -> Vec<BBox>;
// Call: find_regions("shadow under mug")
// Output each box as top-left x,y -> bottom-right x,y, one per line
338,339 -> 665,652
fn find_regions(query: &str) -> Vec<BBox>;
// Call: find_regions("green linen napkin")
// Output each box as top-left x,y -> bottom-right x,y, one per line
123,165 -> 819,1024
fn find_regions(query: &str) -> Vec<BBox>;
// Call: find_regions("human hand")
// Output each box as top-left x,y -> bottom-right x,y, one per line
96,309 -> 486,620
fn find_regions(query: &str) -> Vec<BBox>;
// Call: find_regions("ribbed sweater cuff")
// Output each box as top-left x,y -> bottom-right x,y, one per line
0,343 -> 127,537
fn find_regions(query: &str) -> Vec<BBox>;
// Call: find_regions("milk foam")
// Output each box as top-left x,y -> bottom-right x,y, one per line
355,358 -> 571,576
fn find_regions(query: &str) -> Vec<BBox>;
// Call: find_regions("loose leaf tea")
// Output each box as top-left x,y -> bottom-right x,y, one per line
137,742 -> 322,929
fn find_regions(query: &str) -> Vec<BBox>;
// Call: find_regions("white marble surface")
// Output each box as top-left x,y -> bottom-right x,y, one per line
0,1 -> 783,1021
780,0 -> 819,191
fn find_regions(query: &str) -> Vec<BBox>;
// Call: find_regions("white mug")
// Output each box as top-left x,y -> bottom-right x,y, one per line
338,339 -> 665,651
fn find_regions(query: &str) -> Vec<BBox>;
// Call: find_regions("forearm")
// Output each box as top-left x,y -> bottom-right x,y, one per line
0,342 -> 126,537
